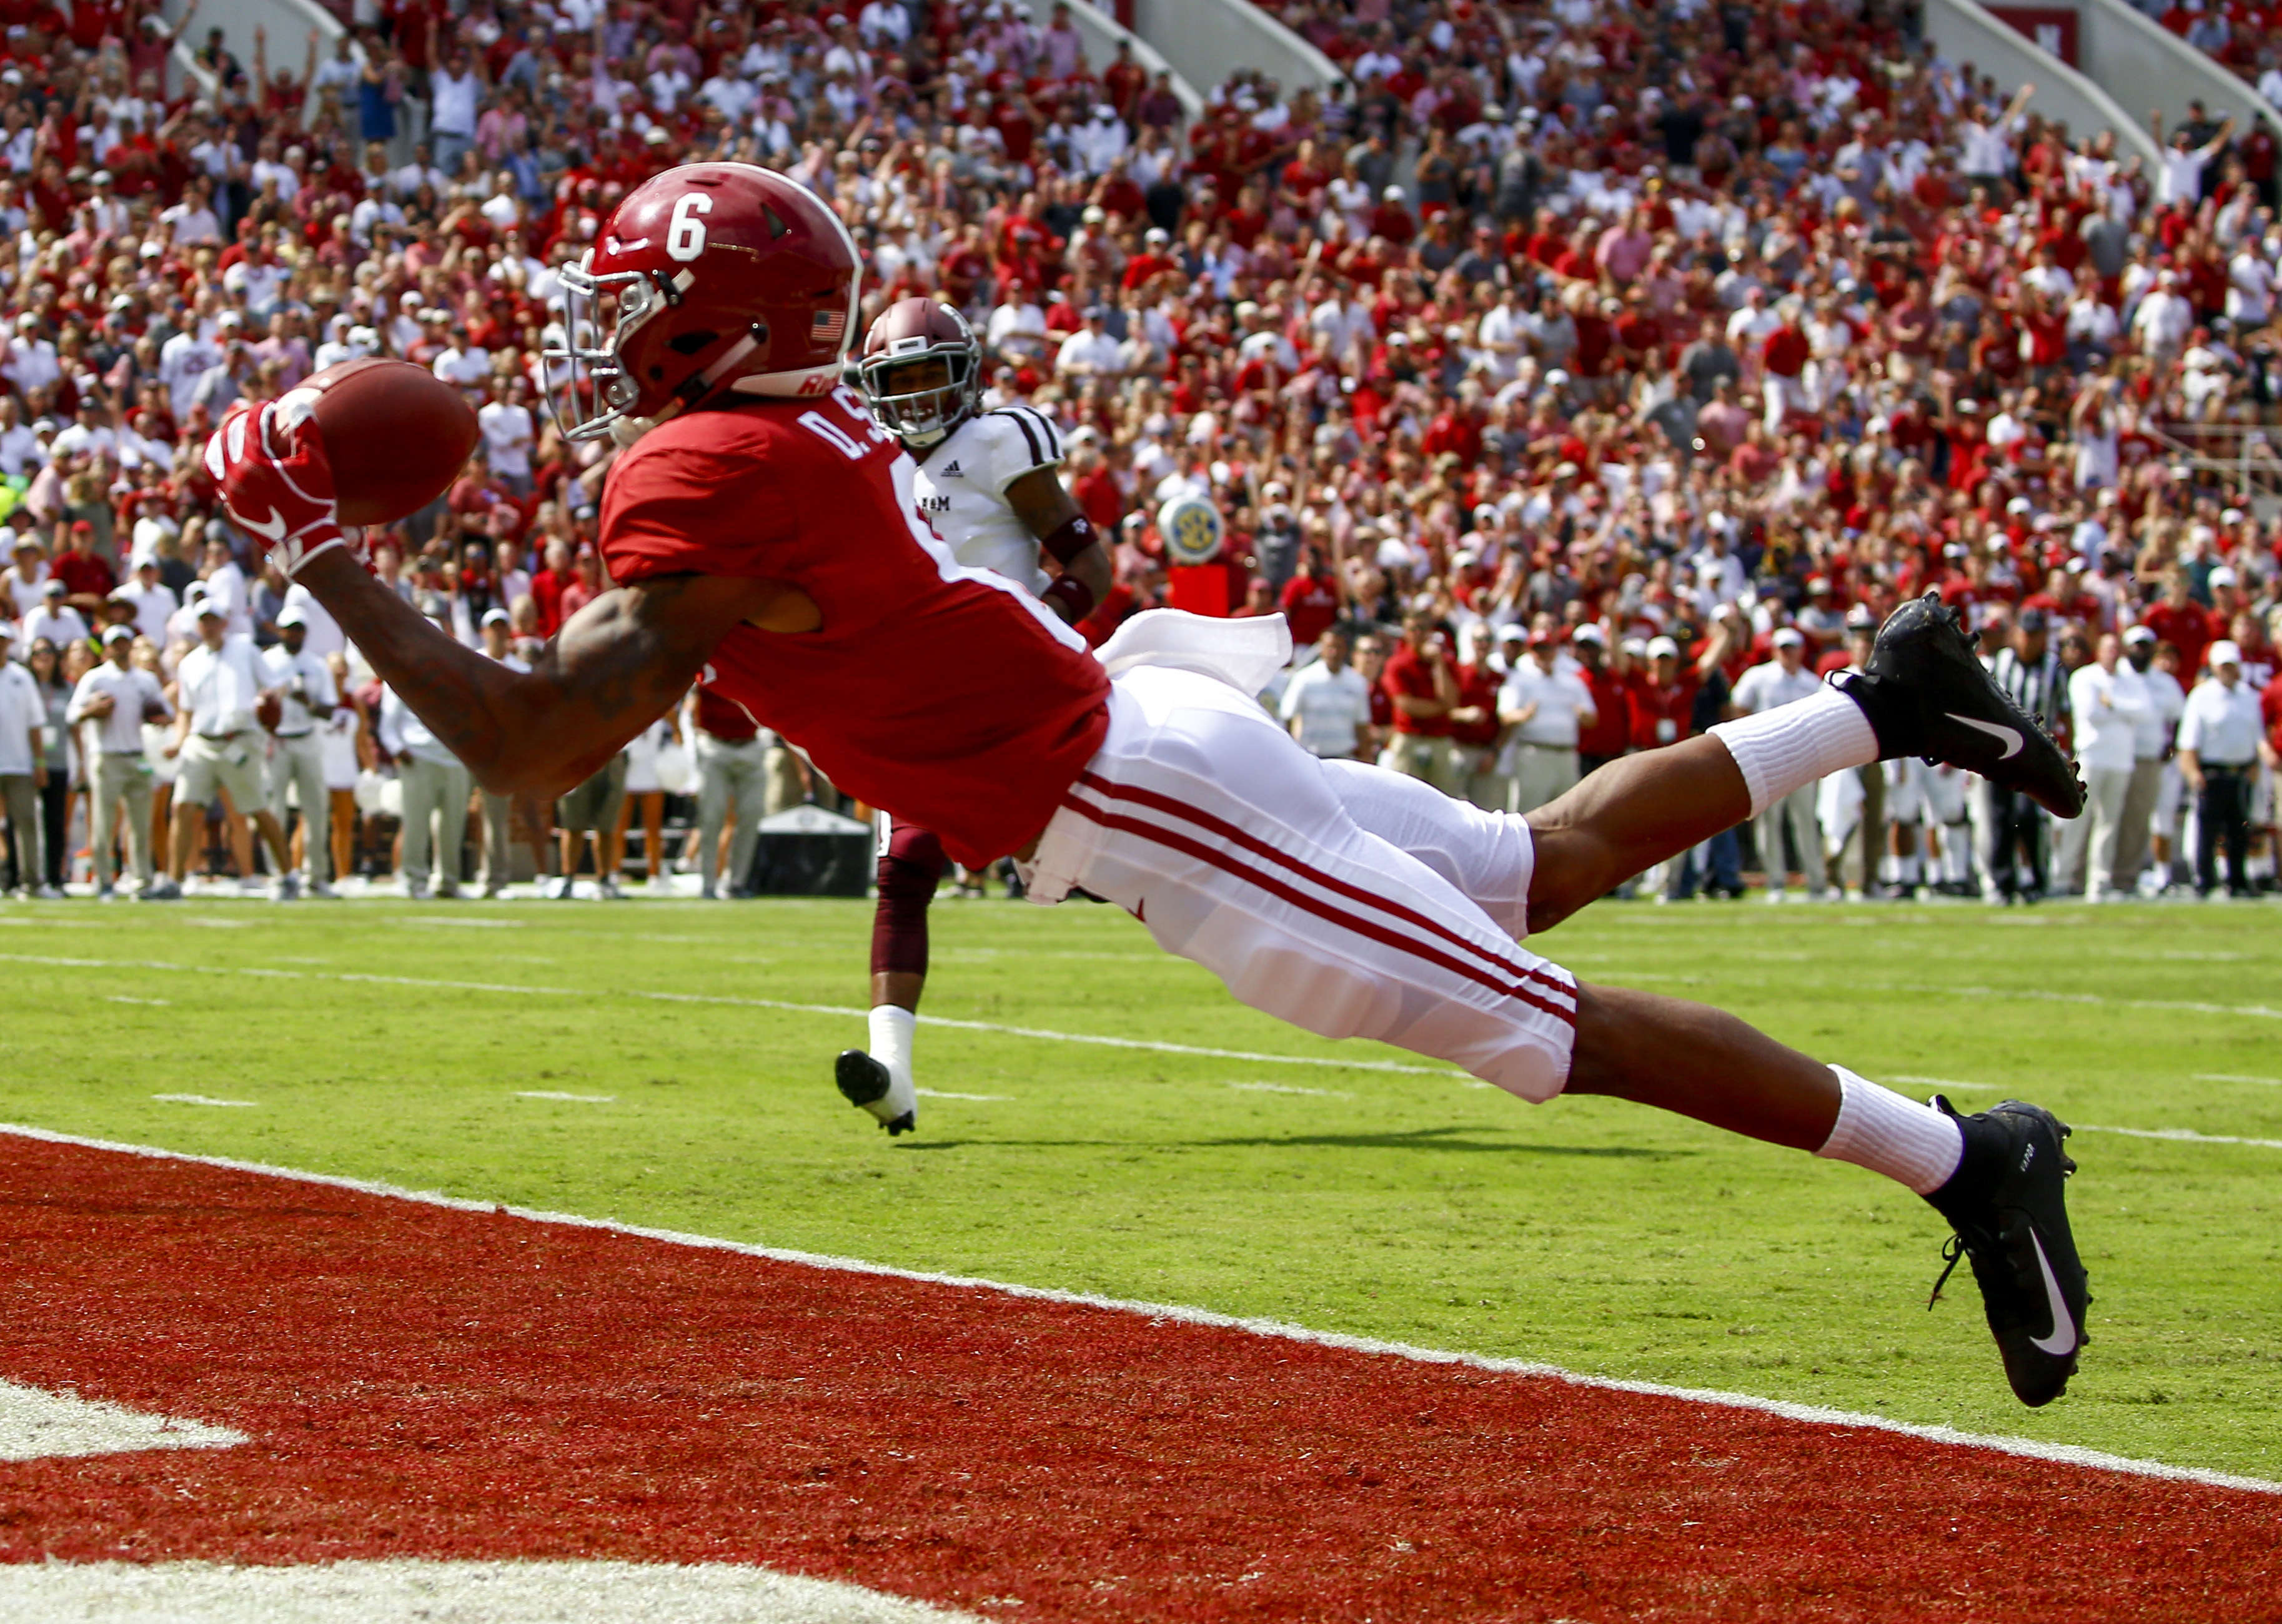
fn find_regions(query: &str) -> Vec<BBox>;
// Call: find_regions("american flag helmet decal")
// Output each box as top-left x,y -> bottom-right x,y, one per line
812,307 -> 848,347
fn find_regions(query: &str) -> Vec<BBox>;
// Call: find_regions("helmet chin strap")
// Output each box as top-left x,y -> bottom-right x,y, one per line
674,326 -> 765,410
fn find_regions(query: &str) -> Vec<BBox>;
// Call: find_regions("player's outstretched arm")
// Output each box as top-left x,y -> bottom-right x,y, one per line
209,399 -> 780,799
295,547 -> 771,798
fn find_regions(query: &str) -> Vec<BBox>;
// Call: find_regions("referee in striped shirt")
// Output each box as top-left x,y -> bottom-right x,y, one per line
1980,609 -> 2073,904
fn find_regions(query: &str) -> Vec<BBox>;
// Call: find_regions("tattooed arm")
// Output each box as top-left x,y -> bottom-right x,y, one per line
291,547 -> 796,798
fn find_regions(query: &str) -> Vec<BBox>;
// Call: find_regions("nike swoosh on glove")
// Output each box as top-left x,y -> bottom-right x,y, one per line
205,397 -> 353,579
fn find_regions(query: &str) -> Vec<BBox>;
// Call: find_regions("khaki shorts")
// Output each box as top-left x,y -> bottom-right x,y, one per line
557,753 -> 628,833
177,732 -> 265,810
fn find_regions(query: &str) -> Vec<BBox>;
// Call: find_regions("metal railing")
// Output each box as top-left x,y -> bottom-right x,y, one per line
2144,419 -> 2282,514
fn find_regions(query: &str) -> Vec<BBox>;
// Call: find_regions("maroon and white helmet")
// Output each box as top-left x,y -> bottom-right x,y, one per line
856,297 -> 983,450
544,162 -> 860,442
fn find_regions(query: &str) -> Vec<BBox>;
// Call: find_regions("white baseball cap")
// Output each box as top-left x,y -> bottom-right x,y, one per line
2208,640 -> 2243,667
1772,626 -> 1806,649
1647,635 -> 1680,659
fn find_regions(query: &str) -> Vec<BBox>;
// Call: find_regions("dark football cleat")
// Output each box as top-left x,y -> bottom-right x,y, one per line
1923,1096 -> 2088,1407
1835,592 -> 2085,817
835,1049 -> 916,1135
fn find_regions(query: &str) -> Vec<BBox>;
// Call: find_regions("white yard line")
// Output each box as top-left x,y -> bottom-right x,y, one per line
4,951 -> 1467,1078
1888,1077 -> 2281,1150
514,1091 -> 615,1104
0,1379 -> 244,1463
2198,1073 -> 2282,1087
0,1560 -> 979,1623
152,1094 -> 258,1109
34,948 -> 2282,1080
914,1089 -> 1011,1102
46,951 -> 2282,1136
3,1121 -> 2274,1500
2075,1124 -> 2282,1151
1880,983 -> 2282,1021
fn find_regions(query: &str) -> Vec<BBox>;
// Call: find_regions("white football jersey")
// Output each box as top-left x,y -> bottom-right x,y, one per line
911,406 -> 1064,593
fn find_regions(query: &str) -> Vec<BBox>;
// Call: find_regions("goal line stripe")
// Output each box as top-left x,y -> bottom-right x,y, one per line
3,1120 -> 2273,1501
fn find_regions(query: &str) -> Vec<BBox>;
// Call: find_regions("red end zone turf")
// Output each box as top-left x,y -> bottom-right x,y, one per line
1,1134 -> 2276,1622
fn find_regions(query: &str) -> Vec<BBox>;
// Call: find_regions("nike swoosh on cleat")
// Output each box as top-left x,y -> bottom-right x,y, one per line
1946,712 -> 2023,760
2027,1230 -> 2078,1355
236,507 -> 287,543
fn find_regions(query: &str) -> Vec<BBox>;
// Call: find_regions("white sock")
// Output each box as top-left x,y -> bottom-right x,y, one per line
868,1004 -> 917,1084
1709,686 -> 1880,817
1816,1066 -> 1966,1194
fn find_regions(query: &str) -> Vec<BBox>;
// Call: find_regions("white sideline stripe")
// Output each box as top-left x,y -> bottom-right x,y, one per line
3,1122 -> 2275,1501
915,1088 -> 1010,1102
2198,1073 -> 2282,1087
152,1094 -> 258,1109
0,1379 -> 246,1463
514,1091 -> 615,1104
10,951 -> 1467,1078
0,1560 -> 980,1623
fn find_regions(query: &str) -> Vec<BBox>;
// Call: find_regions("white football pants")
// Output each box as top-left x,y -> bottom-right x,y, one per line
1028,666 -> 1576,1101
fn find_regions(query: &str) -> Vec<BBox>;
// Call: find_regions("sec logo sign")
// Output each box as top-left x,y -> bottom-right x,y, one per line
1159,494 -> 1224,565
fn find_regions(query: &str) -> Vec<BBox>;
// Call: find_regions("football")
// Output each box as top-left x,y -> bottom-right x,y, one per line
272,358 -> 481,527
254,691 -> 284,733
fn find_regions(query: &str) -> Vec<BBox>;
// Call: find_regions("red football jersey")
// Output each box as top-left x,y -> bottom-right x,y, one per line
600,392 -> 1111,867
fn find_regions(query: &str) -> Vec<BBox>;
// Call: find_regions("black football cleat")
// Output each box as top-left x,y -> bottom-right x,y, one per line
1835,592 -> 2085,818
835,1050 -> 916,1135
1923,1096 -> 2088,1407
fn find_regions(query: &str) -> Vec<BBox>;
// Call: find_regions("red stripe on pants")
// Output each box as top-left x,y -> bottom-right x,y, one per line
1058,795 -> 1578,1028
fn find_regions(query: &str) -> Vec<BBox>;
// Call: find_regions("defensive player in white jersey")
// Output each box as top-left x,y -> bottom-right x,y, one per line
837,296 -> 1114,1132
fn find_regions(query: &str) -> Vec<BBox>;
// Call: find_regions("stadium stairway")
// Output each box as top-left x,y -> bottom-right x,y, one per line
1119,0 -> 1341,111
1923,0 -> 2160,164
1065,0 -> 1205,135
2065,0 -> 2282,142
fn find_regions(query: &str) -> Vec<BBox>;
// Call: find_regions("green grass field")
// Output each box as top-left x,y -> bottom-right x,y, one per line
3,894 -> 2278,1481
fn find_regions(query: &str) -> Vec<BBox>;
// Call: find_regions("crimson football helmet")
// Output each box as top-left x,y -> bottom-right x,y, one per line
545,162 -> 860,442
856,297 -> 983,449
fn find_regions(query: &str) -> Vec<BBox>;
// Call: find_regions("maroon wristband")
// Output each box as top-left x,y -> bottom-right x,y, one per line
1041,511 -> 1097,565
1040,573 -> 1097,623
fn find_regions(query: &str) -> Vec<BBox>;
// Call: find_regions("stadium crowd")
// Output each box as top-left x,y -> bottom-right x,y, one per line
0,0 -> 2278,911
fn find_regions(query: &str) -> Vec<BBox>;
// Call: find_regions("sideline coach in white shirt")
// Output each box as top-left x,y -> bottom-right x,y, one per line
169,599 -> 295,896
379,672 -> 474,900
0,620 -> 48,894
1279,627 -> 1374,759
1732,627 -> 1832,900
67,623 -> 172,896
2177,640 -> 2277,897
1497,628 -> 1596,813
2058,631 -> 2148,900
262,607 -> 342,895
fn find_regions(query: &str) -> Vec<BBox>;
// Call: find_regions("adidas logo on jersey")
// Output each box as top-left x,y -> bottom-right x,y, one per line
940,460 -> 963,477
